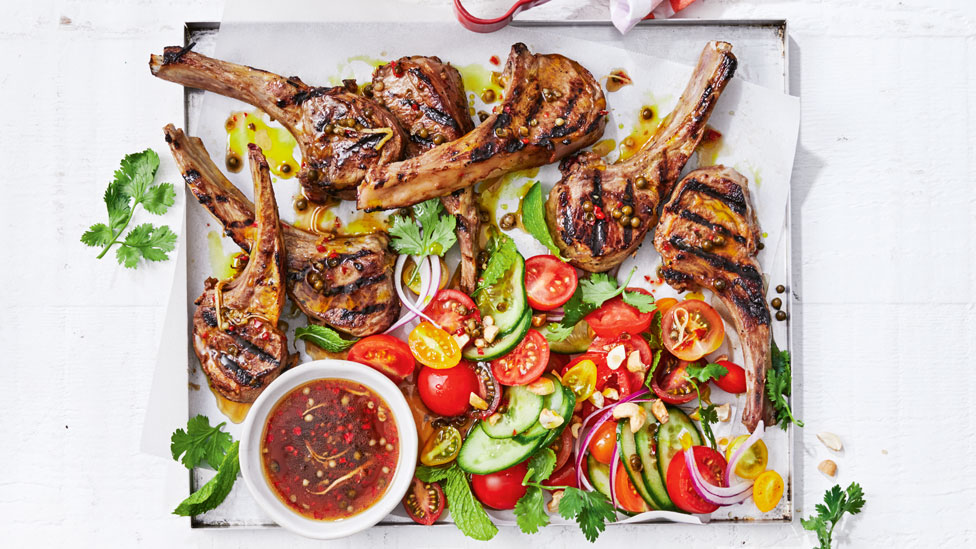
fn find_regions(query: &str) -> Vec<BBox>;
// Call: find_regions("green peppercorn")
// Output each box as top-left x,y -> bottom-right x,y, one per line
757,241 -> 765,250
478,111 -> 489,122
226,154 -> 241,172
324,124 -> 335,134
582,201 -> 594,213
481,89 -> 496,103
712,235 -> 726,246
621,205 -> 633,216
619,215 -> 631,227
519,126 -> 529,137
433,134 -> 446,145
776,284 -> 786,293
702,240 -> 714,252
641,106 -> 654,120
635,176 -> 648,189
713,279 -> 727,291
417,127 -> 429,139
629,216 -> 640,228
585,212 -> 596,223
295,197 -> 308,211
327,257 -> 340,268
771,297 -> 782,309
611,208 -> 622,219
775,311 -> 788,321
500,213 -> 516,230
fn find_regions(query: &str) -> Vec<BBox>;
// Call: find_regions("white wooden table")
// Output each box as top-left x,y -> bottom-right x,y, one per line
3,0 -> 974,546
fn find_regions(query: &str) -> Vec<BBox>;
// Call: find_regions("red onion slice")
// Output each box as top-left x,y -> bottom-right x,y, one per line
683,447 -> 753,507
386,255 -> 441,333
573,390 -> 650,491
725,420 -> 765,486
609,443 -> 620,509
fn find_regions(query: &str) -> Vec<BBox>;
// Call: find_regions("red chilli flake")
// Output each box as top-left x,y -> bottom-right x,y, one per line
292,427 -> 302,435
316,245 -> 327,253
594,206 -> 606,220
343,432 -> 355,444
598,109 -> 609,116
489,55 -> 500,65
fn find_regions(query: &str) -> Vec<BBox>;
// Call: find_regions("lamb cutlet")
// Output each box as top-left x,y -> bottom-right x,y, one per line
165,125 -> 400,337
654,165 -> 774,432
372,56 -> 482,293
192,145 -> 292,403
546,41 -> 737,272
357,42 -> 607,212
151,46 -> 406,203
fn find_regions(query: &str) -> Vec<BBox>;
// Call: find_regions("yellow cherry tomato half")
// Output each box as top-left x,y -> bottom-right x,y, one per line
752,470 -> 784,512
561,358 -> 598,401
420,425 -> 462,466
725,435 -> 769,480
655,297 -> 678,317
409,321 -> 461,369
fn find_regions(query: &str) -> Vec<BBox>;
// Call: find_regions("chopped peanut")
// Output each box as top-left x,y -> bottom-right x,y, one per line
539,408 -> 564,430
602,387 -> 619,401
651,399 -> 669,424
588,390 -> 605,408
606,344 -> 626,370
612,402 -> 647,433
817,432 -> 843,452
626,350 -> 645,373
818,459 -> 837,477
547,490 -> 565,513
469,392 -> 488,410
487,413 -> 502,425
715,403 -> 731,422
453,333 -> 470,349
527,377 -> 556,396
571,421 -> 583,439
483,324 -> 500,344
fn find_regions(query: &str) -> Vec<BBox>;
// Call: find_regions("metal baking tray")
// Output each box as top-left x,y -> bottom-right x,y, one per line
178,18 -> 793,529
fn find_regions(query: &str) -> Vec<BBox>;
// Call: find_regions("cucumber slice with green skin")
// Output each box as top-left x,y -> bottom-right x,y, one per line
656,406 -> 703,485
541,320 -> 594,354
474,253 -> 527,336
481,385 -> 544,439
633,407 -> 676,511
462,308 -> 531,361
457,423 -> 540,474
617,420 -> 659,509
514,374 -> 575,444
587,454 -> 613,500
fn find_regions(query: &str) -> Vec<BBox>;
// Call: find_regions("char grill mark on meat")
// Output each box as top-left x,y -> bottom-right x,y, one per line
357,42 -> 607,212
165,125 -> 400,337
546,41 -> 737,272
654,165 -> 773,432
150,47 -> 406,203
372,56 -> 482,292
192,145 -> 293,403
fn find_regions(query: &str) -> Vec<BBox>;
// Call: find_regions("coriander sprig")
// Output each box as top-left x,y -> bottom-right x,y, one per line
81,149 -> 177,268
170,415 -> 240,516
801,482 -> 866,548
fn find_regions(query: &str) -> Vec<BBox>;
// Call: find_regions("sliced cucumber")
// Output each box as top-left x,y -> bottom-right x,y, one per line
482,385 -> 544,439
655,406 -> 703,482
457,422 -> 539,474
475,253 -> 527,335
514,374 -> 574,444
586,454 -> 613,500
462,308 -> 531,361
617,420 -> 658,509
633,406 -> 675,511
542,320 -> 594,354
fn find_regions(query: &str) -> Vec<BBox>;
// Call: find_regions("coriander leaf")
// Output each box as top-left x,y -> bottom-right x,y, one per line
115,244 -> 142,269
558,487 -> 616,543
118,223 -> 177,267
388,214 -> 425,256
645,350 -> 663,388
444,465 -> 498,541
295,324 -> 358,353
117,148 -> 160,201
474,234 -> 518,295
643,310 -> 663,350
802,482 -> 866,549
559,285 -> 592,328
685,362 -> 728,384
521,182 -> 565,259
173,441 -> 240,516
514,486 -> 550,534
766,340 -> 802,429
580,272 -> 621,306
105,183 -> 132,232
621,289 -> 655,313
389,199 -> 456,257
171,415 -> 233,470
697,402 -> 719,449
81,223 -> 114,248
415,464 -> 451,483
524,447 -> 557,484
142,182 -> 176,215
542,322 -> 575,343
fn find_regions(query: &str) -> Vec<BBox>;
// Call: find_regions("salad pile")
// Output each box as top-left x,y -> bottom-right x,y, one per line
311,198 -> 794,541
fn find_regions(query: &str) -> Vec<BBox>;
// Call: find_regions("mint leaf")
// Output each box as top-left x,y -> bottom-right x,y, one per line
295,324 -> 358,353
170,415 -> 233,470
443,465 -> 498,541
173,441 -> 240,516
521,181 -> 565,259
415,465 -> 451,483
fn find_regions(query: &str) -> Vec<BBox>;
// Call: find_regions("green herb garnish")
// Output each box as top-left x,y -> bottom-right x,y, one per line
388,198 -> 457,257
474,234 -> 518,295
767,340 -> 802,429
520,181 -> 565,259
169,416 -> 240,516
294,324 -> 358,353
801,482 -> 866,548
81,149 -> 177,268
561,268 -> 655,328
683,362 -> 728,448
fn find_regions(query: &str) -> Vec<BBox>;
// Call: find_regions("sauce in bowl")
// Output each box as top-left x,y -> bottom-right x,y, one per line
261,378 -> 399,520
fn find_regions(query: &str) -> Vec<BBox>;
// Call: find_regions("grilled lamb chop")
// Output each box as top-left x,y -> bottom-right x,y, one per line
192,145 -> 292,403
546,41 -> 737,272
150,46 -> 406,203
358,42 -> 607,212
372,56 -> 481,292
165,125 -> 400,337
654,165 -> 774,432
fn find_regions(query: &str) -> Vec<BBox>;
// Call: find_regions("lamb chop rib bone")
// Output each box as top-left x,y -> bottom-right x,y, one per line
165,124 -> 400,337
371,56 -> 481,292
546,41 -> 737,273
151,46 -> 406,203
192,145 -> 292,403
357,42 -> 607,212
654,165 -> 774,432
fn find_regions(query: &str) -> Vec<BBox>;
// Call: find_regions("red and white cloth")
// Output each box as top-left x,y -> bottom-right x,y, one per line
610,0 -> 698,34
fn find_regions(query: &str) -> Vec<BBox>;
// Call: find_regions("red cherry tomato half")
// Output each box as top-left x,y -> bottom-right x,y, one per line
614,462 -> 649,513
543,462 -> 578,489
417,362 -> 480,417
347,334 -> 415,381
713,359 -> 747,394
547,352 -> 571,373
661,299 -> 725,361
490,329 -> 549,386
588,332 -> 653,397
584,288 -> 654,338
471,462 -> 529,510
666,446 -> 728,514
587,420 -> 618,465
550,423 -> 574,471
525,255 -> 578,311
650,354 -> 699,405
423,289 -> 480,336
402,476 -> 445,525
